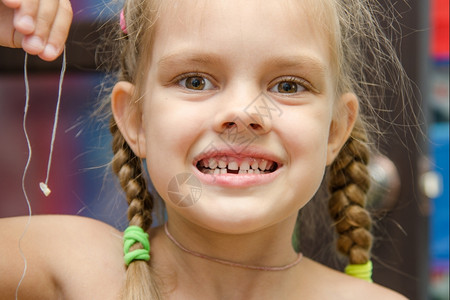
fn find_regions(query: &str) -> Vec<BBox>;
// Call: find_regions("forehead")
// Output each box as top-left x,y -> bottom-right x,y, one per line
150,0 -> 338,74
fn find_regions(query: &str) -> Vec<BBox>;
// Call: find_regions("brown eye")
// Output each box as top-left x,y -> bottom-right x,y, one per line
185,76 -> 205,90
277,81 -> 298,93
178,75 -> 215,90
270,77 -> 308,94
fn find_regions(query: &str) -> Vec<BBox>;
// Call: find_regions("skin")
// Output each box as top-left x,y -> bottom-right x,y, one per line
114,0 -> 353,266
113,1 -> 406,299
0,0 -> 407,299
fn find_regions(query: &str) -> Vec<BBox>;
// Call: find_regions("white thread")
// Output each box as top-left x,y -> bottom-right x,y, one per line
40,45 -> 67,196
16,48 -> 67,299
16,52 -> 33,300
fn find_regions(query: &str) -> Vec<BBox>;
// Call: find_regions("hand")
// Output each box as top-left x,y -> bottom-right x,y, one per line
0,0 -> 72,61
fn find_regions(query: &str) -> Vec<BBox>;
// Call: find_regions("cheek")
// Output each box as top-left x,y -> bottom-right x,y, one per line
144,96 -> 200,153
141,96 -> 204,198
280,109 -> 332,163
278,109 -> 331,201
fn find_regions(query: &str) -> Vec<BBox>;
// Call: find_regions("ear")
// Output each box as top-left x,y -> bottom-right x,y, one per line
326,92 -> 359,165
111,81 -> 147,158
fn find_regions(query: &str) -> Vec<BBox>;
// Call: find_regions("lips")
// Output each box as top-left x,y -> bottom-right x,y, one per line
192,147 -> 283,186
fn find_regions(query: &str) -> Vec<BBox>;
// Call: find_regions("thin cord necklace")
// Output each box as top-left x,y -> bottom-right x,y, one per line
164,223 -> 303,271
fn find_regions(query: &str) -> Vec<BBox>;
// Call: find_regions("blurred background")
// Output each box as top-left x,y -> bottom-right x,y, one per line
0,0 -> 448,299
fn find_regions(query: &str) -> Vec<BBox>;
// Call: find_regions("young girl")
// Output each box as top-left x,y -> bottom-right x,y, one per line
0,0 -> 410,299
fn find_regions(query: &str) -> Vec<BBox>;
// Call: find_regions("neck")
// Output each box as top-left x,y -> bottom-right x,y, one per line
164,222 -> 302,271
154,215 -> 301,299
168,214 -> 298,265
152,215 -> 303,299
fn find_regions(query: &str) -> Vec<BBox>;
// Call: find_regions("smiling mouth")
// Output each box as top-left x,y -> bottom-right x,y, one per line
196,156 -> 279,175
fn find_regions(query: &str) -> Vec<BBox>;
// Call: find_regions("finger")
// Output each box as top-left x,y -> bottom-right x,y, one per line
22,0 -> 59,55
13,28 -> 24,47
1,0 -> 21,9
39,0 -> 72,61
13,0 -> 39,35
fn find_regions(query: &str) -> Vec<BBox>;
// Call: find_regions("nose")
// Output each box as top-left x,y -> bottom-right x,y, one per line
213,91 -> 275,136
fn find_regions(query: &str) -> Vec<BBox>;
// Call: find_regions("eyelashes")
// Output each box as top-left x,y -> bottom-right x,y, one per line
172,72 -> 217,91
268,76 -> 316,94
178,74 -> 215,90
172,72 -> 316,94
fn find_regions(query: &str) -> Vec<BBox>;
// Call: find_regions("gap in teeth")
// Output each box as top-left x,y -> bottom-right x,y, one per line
198,157 -> 277,174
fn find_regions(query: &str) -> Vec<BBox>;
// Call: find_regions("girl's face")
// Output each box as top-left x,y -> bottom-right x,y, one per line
117,0 -> 356,234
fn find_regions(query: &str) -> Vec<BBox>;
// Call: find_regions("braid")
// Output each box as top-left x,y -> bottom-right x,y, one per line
328,119 -> 373,265
110,117 -> 153,230
110,117 -> 162,299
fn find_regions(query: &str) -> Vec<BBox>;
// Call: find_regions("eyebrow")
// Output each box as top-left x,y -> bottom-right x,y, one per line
157,51 -> 328,78
268,55 -> 328,77
157,52 -> 223,70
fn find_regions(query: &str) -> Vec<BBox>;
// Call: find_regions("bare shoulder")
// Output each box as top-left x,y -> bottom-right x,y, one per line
0,215 -> 125,300
0,214 -> 123,252
293,257 -> 408,300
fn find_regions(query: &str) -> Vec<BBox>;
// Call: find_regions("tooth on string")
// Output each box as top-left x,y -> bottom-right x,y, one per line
40,46 -> 66,197
18,48 -> 66,298
228,161 -> 238,170
39,182 -> 51,197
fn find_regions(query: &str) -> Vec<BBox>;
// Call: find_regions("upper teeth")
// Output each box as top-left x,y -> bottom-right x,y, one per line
228,161 -> 238,170
198,157 -> 276,174
208,158 -> 218,169
240,161 -> 250,170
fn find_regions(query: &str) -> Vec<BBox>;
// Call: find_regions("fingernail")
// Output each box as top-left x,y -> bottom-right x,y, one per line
43,44 -> 58,59
25,36 -> 44,51
17,15 -> 35,32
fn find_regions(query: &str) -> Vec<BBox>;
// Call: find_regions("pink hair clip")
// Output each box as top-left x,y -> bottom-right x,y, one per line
120,9 -> 128,34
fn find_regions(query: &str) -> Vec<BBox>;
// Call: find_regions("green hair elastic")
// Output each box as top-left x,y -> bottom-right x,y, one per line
123,225 -> 150,266
345,260 -> 373,282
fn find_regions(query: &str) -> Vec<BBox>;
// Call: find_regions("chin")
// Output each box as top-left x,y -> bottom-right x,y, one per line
173,192 -> 292,235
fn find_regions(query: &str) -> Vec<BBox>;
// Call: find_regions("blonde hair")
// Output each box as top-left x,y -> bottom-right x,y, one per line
97,0 -> 412,298
327,0 -> 410,264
